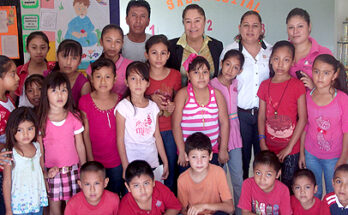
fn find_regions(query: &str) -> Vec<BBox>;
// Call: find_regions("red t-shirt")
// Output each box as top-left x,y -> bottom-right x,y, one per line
238,178 -> 292,215
118,181 -> 181,215
145,69 -> 181,131
65,190 -> 120,215
291,195 -> 321,215
257,78 -> 305,154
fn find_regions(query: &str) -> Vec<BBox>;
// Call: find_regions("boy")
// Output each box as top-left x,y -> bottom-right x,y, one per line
291,169 -> 321,215
64,161 -> 119,215
118,160 -> 181,214
122,0 -> 151,62
238,150 -> 292,215
177,132 -> 234,215
321,164 -> 348,215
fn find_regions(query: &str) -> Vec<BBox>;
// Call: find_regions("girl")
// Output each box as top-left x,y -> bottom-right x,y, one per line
79,58 -> 123,194
49,39 -> 91,105
38,71 -> 86,215
86,24 -> 132,97
144,34 -> 181,191
16,31 -> 55,107
257,40 -> 307,190
210,49 -> 244,215
24,74 -> 44,110
299,54 -> 348,199
172,55 -> 229,169
115,61 -> 169,181
3,107 -> 48,215
291,169 -> 321,214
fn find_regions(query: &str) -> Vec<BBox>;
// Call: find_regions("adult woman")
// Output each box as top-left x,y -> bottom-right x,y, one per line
166,4 -> 223,86
286,8 -> 332,89
219,10 -> 272,215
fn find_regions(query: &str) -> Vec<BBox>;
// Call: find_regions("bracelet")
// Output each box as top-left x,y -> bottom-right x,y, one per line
258,135 -> 266,140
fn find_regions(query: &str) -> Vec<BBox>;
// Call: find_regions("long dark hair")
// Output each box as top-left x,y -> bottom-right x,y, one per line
235,10 -> 264,42
0,55 -> 14,78
5,107 -> 38,152
38,71 -> 81,137
269,40 -> 295,78
52,39 -> 82,72
313,54 -> 348,94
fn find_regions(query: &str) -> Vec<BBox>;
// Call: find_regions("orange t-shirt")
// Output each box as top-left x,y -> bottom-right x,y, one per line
177,164 -> 232,214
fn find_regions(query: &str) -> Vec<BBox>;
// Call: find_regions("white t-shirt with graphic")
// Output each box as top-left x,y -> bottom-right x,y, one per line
115,98 -> 160,168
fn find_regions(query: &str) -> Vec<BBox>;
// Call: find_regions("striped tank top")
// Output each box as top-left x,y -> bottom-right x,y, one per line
181,83 -> 220,153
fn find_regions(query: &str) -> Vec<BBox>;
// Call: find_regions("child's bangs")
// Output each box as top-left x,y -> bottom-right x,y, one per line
61,45 -> 81,57
47,73 -> 69,90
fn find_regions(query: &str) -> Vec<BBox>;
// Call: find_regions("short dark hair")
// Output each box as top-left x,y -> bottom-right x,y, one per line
126,0 -> 151,18
253,151 -> 281,173
125,160 -> 154,185
286,8 -> 310,25
182,4 -> 206,21
91,57 -> 116,76
292,169 -> 316,186
334,164 -> 348,179
185,132 -> 212,155
80,161 -> 106,179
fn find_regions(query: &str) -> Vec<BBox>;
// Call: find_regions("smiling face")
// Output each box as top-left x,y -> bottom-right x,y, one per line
145,42 -> 170,69
100,29 -> 123,61
333,171 -> 348,207
126,6 -> 150,35
253,164 -> 280,193
293,176 -> 317,207
25,82 -> 42,107
26,37 -> 49,63
183,9 -> 205,41
78,171 -> 108,206
126,174 -> 155,205
14,120 -> 36,145
270,46 -> 294,77
239,14 -> 263,44
287,15 -> 311,45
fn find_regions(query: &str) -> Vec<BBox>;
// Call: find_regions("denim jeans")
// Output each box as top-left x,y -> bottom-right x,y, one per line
238,110 -> 260,179
305,150 -> 338,199
224,148 -> 243,215
105,164 -> 124,196
14,207 -> 43,215
281,153 -> 299,193
160,130 -> 178,193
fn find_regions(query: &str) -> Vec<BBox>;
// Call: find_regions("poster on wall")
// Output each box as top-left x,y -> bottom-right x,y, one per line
21,0 -> 110,68
0,6 -> 20,59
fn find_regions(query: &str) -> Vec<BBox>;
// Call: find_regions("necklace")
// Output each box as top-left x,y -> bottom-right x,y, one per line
268,78 -> 291,117
200,104 -> 205,127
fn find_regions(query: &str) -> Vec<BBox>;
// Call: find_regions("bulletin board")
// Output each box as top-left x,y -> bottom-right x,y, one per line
0,0 -> 23,65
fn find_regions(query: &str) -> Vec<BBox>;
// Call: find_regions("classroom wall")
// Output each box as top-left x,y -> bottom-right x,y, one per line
120,0 -> 335,52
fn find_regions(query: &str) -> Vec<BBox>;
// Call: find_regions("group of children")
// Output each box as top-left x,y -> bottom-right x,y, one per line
0,7 -> 347,215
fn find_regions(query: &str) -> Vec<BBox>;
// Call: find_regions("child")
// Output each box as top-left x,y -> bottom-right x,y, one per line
118,160 -> 181,214
299,54 -> 348,199
238,150 -> 292,214
210,49 -> 244,215
86,24 -> 132,97
79,58 -> 123,194
144,34 -> 181,191
65,161 -> 120,214
3,107 -> 48,215
49,39 -> 91,105
291,169 -> 321,215
321,164 -> 348,215
38,71 -> 86,215
24,74 -> 44,110
177,132 -> 234,215
258,40 -> 307,190
115,61 -> 169,180
16,31 -> 55,107
172,55 -> 229,169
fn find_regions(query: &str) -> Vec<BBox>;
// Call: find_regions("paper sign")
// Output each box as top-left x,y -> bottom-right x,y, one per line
21,0 -> 39,9
0,6 -> 20,59
1,35 -> 19,58
40,10 -> 57,30
22,15 -> 39,30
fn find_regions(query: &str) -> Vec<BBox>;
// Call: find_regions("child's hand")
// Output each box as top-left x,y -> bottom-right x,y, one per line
48,167 -> 59,178
300,72 -> 314,90
5,210 -> 13,215
187,204 -> 206,215
277,146 -> 292,163
161,164 -> 169,180
165,101 -> 175,113
335,158 -> 346,170
178,152 -> 188,167
0,151 -> 12,169
151,94 -> 167,110
218,149 -> 229,164
298,153 -> 306,169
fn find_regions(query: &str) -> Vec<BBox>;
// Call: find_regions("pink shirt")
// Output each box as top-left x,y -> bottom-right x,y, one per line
305,90 -> 348,159
65,190 -> 119,215
86,55 -> 132,97
43,112 -> 84,168
290,37 -> 332,79
210,77 -> 242,150
79,94 -> 121,168
238,178 -> 292,215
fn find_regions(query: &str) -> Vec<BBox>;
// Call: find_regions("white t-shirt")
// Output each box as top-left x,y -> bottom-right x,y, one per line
219,41 -> 272,109
122,33 -> 151,62
115,98 -> 160,168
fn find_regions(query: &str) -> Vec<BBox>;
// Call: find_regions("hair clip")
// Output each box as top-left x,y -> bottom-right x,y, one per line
182,53 -> 198,71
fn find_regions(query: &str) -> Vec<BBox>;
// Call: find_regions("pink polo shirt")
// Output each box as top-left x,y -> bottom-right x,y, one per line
289,37 -> 332,79
86,55 -> 132,97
